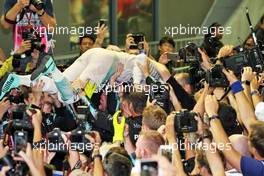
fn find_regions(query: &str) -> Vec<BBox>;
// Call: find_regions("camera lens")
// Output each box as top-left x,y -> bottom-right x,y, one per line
31,0 -> 44,10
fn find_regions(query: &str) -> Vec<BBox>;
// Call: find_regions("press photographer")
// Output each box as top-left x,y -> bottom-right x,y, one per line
154,36 -> 176,73
256,15 -> 264,45
1,0 -> 56,55
0,40 -> 44,79
201,22 -> 224,58
176,42 -> 206,92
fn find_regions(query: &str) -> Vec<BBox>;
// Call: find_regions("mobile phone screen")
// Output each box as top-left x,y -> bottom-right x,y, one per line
14,131 -> 28,154
140,160 -> 158,176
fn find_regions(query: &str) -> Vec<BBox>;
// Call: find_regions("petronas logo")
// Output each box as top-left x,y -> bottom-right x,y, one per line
4,77 -> 14,92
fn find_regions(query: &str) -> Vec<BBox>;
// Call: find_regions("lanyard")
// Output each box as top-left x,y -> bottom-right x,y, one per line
25,12 -> 33,26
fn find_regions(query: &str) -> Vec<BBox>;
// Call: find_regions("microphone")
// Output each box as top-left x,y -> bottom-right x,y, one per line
245,7 -> 258,46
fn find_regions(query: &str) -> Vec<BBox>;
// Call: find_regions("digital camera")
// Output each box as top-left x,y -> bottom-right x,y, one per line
130,34 -> 144,50
205,64 -> 229,87
7,93 -> 24,104
30,0 -> 44,10
22,29 -> 45,55
174,110 -> 198,133
47,128 -> 67,153
12,104 -> 35,131
0,154 -> 29,176
178,42 -> 202,63
70,128 -> 91,152
149,83 -> 170,113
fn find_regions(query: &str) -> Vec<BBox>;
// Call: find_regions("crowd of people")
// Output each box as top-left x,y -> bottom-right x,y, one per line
0,0 -> 264,176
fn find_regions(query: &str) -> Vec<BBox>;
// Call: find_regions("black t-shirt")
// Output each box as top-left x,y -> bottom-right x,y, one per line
42,106 -> 77,134
91,110 -> 114,142
126,116 -> 142,145
256,27 -> 264,45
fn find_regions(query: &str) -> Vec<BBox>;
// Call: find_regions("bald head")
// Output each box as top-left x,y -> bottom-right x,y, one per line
135,130 -> 165,159
174,73 -> 192,94
229,134 -> 251,157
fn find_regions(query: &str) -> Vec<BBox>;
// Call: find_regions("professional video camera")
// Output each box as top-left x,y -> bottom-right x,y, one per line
22,28 -> 45,56
221,8 -> 264,75
205,64 -> 229,87
221,46 -> 264,75
30,0 -> 44,10
149,82 -> 170,113
174,109 -> 198,133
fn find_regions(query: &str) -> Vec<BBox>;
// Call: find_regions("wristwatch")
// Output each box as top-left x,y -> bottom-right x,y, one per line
242,80 -> 250,86
208,115 -> 219,127
251,90 -> 259,96
38,10 -> 46,17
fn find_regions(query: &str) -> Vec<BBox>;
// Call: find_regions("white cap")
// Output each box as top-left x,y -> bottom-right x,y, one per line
255,102 -> 264,122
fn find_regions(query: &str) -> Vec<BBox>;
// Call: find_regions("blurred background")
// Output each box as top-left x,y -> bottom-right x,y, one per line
0,0 -> 263,63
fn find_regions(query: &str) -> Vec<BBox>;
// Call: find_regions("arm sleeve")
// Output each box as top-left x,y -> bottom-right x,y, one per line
44,0 -> 54,17
256,29 -> 264,44
3,0 -> 16,15
54,107 -> 77,131
166,76 -> 196,110
145,76 -> 156,85
0,56 -> 14,78
240,156 -> 264,176
0,123 -> 4,140
132,54 -> 146,84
